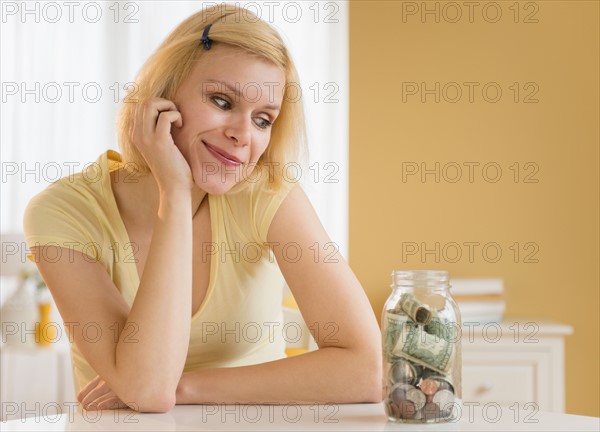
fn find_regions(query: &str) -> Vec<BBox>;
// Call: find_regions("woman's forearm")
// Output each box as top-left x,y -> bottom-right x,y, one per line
115,192 -> 194,408
175,347 -> 382,405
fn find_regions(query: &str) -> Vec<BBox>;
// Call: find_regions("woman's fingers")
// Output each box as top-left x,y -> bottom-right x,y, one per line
140,99 -> 179,140
156,110 -> 183,140
128,97 -> 193,192
77,375 -> 101,403
86,393 -> 124,410
78,377 -> 130,411
80,379 -> 111,408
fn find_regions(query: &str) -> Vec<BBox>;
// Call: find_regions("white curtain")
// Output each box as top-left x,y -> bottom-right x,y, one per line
1,1 -> 349,258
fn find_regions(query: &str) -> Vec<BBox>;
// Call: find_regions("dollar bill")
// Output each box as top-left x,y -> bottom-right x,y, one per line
399,294 -> 432,325
384,311 -> 408,362
392,322 -> 453,372
424,315 -> 457,342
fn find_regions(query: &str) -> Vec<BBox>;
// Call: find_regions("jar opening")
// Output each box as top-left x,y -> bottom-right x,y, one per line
391,270 -> 449,288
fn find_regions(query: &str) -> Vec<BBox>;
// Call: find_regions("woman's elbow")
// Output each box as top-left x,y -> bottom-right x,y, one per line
359,355 -> 383,403
350,343 -> 383,403
124,388 -> 177,413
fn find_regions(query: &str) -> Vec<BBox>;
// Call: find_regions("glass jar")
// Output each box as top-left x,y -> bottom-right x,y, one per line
382,270 -> 461,423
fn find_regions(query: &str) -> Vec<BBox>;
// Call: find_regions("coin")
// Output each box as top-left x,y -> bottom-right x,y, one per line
419,378 -> 439,396
432,389 -> 455,412
435,378 -> 454,394
420,370 -> 455,394
406,387 -> 426,410
389,383 -> 414,405
384,399 -> 398,418
422,402 -> 442,421
412,408 -> 423,420
397,400 -> 417,419
384,399 -> 394,417
390,359 -> 420,385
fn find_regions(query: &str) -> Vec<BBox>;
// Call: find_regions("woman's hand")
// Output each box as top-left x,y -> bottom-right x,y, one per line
77,375 -> 131,411
130,97 -> 194,193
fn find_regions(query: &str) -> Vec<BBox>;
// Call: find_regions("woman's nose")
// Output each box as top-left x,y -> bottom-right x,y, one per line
224,116 -> 251,147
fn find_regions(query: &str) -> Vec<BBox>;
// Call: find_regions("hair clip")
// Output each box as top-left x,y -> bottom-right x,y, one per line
200,24 -> 213,50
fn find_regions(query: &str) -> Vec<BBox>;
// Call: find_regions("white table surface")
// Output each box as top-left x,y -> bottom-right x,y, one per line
1,403 -> 599,431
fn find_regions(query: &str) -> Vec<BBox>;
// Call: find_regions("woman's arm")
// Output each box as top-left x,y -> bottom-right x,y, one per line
35,99 -> 198,412
175,184 -> 382,404
37,193 -> 193,412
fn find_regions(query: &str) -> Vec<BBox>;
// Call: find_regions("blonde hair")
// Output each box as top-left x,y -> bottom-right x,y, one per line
117,4 -> 306,191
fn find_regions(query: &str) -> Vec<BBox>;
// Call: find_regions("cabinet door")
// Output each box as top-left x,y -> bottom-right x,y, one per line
462,348 -> 553,411
0,348 -> 74,421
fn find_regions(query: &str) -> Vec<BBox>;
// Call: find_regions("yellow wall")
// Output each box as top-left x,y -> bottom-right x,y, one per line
349,0 -> 599,417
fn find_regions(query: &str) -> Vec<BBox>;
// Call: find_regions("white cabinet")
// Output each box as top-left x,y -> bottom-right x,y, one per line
0,319 -> 572,420
0,344 -> 75,421
461,319 -> 572,413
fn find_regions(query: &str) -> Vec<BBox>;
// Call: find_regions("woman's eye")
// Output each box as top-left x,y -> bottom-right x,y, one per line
254,117 -> 272,129
209,96 -> 272,129
211,96 -> 230,110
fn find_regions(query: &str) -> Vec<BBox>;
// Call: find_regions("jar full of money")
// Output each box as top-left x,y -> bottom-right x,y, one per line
382,270 -> 461,423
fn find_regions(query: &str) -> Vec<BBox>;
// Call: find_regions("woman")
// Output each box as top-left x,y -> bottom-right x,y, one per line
23,5 -> 381,413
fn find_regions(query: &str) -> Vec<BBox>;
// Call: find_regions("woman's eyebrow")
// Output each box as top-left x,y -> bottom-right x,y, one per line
203,79 -> 281,111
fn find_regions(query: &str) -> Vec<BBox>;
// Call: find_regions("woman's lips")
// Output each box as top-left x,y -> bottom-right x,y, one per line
203,141 -> 242,166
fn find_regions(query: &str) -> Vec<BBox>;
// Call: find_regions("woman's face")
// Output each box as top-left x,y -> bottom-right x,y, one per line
171,44 -> 286,195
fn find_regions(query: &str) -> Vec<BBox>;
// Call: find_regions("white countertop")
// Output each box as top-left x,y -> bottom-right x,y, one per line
1,403 -> 598,431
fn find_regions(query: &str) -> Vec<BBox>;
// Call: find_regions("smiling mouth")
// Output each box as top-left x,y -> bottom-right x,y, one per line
202,141 -> 242,166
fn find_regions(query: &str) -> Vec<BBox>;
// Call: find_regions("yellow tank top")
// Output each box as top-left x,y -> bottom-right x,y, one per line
23,150 -> 294,393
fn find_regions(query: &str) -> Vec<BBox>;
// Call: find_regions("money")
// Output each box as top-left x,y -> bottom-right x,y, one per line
384,399 -> 398,420
424,315 -> 455,341
421,366 -> 442,380
399,294 -> 432,325
384,399 -> 395,418
420,368 -> 456,393
422,402 -> 442,421
431,377 -> 454,394
385,398 -> 417,420
386,378 -> 456,423
396,400 -> 417,419
406,387 -> 426,410
390,383 -> 414,405
432,389 -> 455,413
384,312 -> 407,362
392,322 -> 454,372
412,408 -> 423,420
389,359 -> 421,385
419,378 -> 439,396
382,277 -> 461,424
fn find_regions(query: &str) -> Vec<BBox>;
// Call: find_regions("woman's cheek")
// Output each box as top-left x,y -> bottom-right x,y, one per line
255,134 -> 270,153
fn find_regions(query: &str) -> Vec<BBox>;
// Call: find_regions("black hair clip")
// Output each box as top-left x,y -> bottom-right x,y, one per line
200,24 -> 213,50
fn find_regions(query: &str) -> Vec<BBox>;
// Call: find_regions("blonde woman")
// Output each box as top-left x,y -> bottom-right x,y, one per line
23,5 -> 381,412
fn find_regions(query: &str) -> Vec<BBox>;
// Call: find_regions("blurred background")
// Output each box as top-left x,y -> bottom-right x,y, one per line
349,0 -> 598,417
1,0 -> 598,420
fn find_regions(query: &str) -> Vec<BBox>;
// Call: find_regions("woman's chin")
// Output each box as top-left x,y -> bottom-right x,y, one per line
192,175 -> 238,196
189,159 -> 249,195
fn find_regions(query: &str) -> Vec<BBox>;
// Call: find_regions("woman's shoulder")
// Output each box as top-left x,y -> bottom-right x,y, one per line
26,151 -> 114,212
218,180 -> 299,244
23,151 -> 117,239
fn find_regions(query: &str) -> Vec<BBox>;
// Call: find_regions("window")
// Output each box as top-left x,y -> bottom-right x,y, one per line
1,1 -> 349,257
